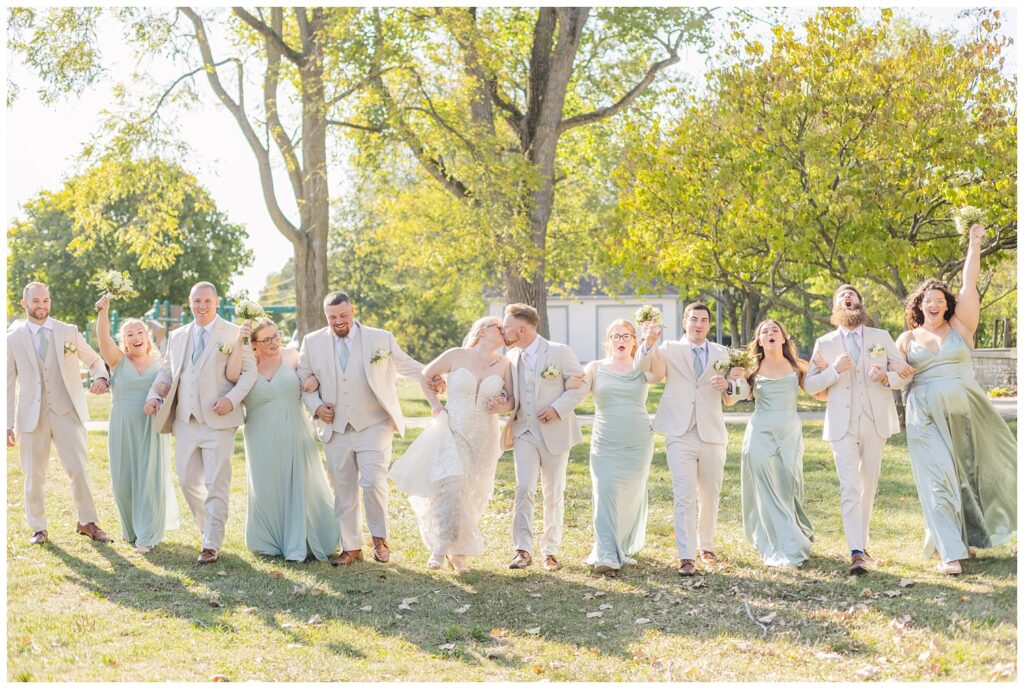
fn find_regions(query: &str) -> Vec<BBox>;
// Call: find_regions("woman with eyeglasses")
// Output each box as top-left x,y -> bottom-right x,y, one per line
225,318 -> 339,561
569,319 -> 661,576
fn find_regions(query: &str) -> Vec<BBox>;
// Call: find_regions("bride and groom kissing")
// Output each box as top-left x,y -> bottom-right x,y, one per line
390,302 -> 587,574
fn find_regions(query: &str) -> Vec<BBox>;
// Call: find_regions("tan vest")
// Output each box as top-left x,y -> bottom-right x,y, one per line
511,355 -> 544,441
175,332 -> 207,425
334,333 -> 388,434
38,329 -> 74,417
849,352 -> 874,426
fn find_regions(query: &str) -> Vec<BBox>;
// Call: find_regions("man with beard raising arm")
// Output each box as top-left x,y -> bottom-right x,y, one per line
804,285 -> 914,575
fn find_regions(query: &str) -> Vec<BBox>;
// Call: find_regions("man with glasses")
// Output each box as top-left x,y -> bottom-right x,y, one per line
637,302 -> 748,576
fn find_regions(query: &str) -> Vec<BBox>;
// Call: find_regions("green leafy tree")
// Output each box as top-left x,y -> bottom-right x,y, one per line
613,8 -> 1016,344
8,157 -> 252,329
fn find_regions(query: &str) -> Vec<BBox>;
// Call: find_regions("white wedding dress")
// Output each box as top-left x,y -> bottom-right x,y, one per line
390,368 -> 503,557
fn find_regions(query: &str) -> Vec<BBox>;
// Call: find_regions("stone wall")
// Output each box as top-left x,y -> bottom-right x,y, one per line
971,348 -> 1017,392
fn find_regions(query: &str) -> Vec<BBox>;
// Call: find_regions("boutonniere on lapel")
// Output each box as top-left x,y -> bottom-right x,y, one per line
219,343 -> 233,355
867,344 -> 886,360
540,365 -> 560,380
370,349 -> 391,364
63,342 -> 77,355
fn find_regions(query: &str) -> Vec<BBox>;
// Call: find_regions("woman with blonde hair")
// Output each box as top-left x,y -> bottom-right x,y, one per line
226,318 -> 339,561
739,319 -> 814,567
95,294 -> 179,553
390,316 -> 514,573
569,319 -> 660,576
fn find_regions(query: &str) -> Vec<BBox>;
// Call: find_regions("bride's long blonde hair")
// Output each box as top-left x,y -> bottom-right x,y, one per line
463,316 -> 502,348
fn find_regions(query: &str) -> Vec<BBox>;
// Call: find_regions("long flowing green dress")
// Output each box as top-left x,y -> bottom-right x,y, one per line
740,372 -> 813,567
241,363 -> 340,561
585,367 -> 655,570
905,328 -> 1016,561
108,358 -> 179,548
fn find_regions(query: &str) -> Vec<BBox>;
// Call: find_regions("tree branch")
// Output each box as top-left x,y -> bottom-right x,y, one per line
180,6 -> 302,244
264,7 -> 304,205
232,6 -> 303,65
326,119 -> 383,133
144,58 -> 236,122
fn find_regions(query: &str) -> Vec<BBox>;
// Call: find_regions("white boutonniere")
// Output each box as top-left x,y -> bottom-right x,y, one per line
370,349 -> 391,364
219,343 -> 233,355
540,365 -> 560,380
63,342 -> 77,355
868,344 -> 886,360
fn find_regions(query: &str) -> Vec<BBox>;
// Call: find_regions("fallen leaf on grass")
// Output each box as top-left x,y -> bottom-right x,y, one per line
899,578 -> 916,588
526,627 -> 541,635
532,666 -> 544,674
269,571 -> 285,579
529,592 -> 542,598
359,605 -> 373,612
207,598 -> 222,608
860,588 -> 879,600
209,674 -> 229,682
311,587 -> 326,598
455,605 -> 471,614
815,651 -> 841,661
598,603 -> 613,610
217,570 -> 227,577
241,607 -> 258,615
438,643 -> 456,651
883,590 -> 901,598
586,611 -> 603,619
398,597 -> 418,611
307,615 -> 322,625
989,662 -> 1015,679
292,585 -> 307,596
286,643 -> 302,649
690,577 -> 707,589
635,618 -> 652,625
757,612 -> 777,624
281,622 -> 295,628
490,628 -> 508,638
854,665 -> 880,679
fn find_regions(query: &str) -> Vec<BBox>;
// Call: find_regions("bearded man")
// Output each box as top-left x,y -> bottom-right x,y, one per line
804,285 -> 914,575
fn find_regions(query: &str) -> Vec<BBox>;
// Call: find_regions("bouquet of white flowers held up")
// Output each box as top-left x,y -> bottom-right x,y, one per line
954,206 -> 986,235
713,347 -> 757,375
92,270 -> 138,303
634,304 -> 664,327
234,297 -> 265,345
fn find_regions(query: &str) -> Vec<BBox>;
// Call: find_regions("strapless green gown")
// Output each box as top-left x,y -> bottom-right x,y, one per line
586,367 -> 654,569
241,363 -> 340,561
905,328 -> 1016,561
740,373 -> 813,567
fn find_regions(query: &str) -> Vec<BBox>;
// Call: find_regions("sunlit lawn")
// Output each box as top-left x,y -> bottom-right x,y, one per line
7,411 -> 1015,680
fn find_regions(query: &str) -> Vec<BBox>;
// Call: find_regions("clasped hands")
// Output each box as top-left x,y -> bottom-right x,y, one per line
811,350 -> 914,382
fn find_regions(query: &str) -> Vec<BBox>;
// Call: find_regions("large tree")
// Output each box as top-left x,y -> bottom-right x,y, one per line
8,7 -> 382,335
8,156 -> 252,328
612,8 -> 1016,344
363,7 -> 714,336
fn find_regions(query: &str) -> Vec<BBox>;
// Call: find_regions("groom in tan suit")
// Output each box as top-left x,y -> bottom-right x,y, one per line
144,282 -> 257,564
638,302 -> 748,577
7,282 -> 113,545
298,291 -> 431,566
501,303 -> 588,572
804,284 -> 912,575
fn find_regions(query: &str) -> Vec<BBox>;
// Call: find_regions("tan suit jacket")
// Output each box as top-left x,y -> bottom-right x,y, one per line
7,319 -> 108,432
639,339 -> 748,443
298,322 -> 424,440
501,337 -> 587,454
803,327 -> 908,441
149,316 -> 256,433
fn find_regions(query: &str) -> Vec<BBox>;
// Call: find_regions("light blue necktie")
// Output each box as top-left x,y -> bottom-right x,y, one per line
848,331 -> 860,362
693,346 -> 705,378
36,329 -> 48,360
192,327 -> 206,364
338,338 -> 350,372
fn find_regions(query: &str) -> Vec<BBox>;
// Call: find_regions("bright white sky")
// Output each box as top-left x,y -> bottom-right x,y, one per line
4,5 -> 1017,303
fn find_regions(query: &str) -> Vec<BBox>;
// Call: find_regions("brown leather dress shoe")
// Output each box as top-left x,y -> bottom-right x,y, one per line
330,550 -> 363,567
849,552 -> 869,575
700,550 -> 718,563
678,559 -> 697,577
508,550 -> 532,569
197,548 -> 219,565
543,555 -> 562,572
28,530 -> 48,545
372,536 -> 391,563
76,522 -> 112,543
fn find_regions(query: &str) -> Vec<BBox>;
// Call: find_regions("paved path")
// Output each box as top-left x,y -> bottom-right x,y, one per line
83,397 -> 1017,432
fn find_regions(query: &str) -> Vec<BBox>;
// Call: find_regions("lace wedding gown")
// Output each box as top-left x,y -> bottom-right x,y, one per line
390,367 -> 504,557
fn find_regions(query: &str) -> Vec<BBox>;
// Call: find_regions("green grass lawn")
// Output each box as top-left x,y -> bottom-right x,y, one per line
7,417 -> 1016,681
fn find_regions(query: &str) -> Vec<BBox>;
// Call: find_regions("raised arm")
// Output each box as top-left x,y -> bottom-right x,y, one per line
952,224 -> 984,339
224,322 -> 250,384
93,294 -> 124,370
224,337 -> 257,408
389,332 -> 426,381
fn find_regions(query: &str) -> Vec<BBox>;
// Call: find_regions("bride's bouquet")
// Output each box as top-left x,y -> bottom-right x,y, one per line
713,347 -> 757,375
233,296 -> 265,345
954,206 -> 986,235
92,270 -> 138,303
635,304 -> 663,327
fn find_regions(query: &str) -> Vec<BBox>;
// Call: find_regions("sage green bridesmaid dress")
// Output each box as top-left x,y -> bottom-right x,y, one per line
740,372 -> 813,567
241,363 -> 340,561
905,328 -> 1016,562
108,358 -> 179,548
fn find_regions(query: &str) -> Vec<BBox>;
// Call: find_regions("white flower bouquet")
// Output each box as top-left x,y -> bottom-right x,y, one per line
234,297 -> 265,345
92,270 -> 137,302
713,347 -> 756,374
634,304 -> 664,326
954,206 -> 986,235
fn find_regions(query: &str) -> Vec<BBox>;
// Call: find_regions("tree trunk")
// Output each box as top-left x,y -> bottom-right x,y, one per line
506,264 -> 549,339
293,234 -> 327,337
